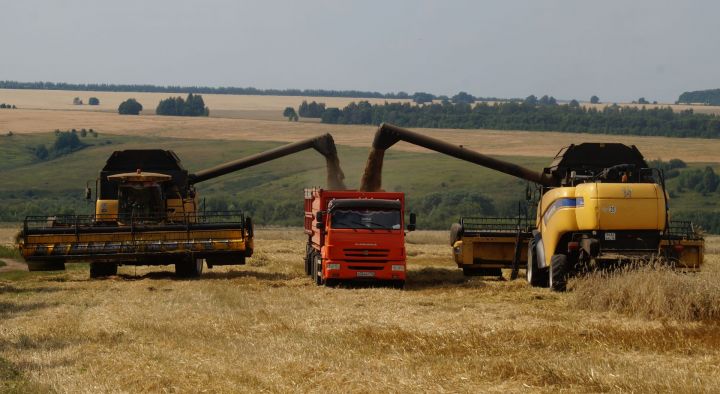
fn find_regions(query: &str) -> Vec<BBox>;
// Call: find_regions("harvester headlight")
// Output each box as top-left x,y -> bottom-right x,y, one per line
391,265 -> 405,272
327,263 -> 341,270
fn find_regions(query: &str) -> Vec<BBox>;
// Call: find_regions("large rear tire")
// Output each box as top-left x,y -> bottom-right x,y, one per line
176,256 -> 204,278
90,262 -> 117,278
550,254 -> 568,292
527,239 -> 548,288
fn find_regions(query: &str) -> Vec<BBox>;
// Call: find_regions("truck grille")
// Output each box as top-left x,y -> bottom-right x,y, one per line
343,248 -> 389,258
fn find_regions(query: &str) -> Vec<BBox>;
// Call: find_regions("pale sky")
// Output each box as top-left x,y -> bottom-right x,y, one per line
1,0 -> 719,102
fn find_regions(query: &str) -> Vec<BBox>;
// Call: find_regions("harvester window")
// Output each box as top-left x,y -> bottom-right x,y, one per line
118,185 -> 164,220
331,209 -> 401,230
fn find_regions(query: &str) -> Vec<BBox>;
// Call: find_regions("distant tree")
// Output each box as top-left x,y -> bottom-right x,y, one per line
156,94 -> 209,116
73,97 -> 83,105
569,99 -> 580,108
538,95 -> 557,106
638,97 -> 649,105
88,97 -> 100,105
118,98 -> 143,115
412,92 -> 435,104
524,95 -> 538,106
321,108 -> 342,123
6,131 -> 13,137
298,100 -> 326,118
35,144 -> 49,160
80,128 -> 88,137
283,107 -> 298,121
451,91 -> 476,104
11,105 -> 16,109
590,95 -> 600,104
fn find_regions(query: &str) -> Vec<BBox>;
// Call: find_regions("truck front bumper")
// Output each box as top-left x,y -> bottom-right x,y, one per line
323,260 -> 406,281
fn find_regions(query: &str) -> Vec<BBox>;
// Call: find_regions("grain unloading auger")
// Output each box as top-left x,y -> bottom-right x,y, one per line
18,133 -> 346,278
361,123 -> 704,291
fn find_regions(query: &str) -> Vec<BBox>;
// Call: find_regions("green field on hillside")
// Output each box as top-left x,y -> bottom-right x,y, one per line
0,132 -> 718,231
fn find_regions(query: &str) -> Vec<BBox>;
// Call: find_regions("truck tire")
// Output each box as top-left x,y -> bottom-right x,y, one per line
304,243 -> 312,276
27,261 -> 66,272
550,254 -> 568,292
313,253 -> 323,286
449,223 -> 464,246
176,256 -> 204,278
527,239 -> 548,287
90,262 -> 117,278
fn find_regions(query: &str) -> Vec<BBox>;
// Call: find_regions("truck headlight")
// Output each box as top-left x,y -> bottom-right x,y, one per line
327,263 -> 340,270
391,265 -> 405,271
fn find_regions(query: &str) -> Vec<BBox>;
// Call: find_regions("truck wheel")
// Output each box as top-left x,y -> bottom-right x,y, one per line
449,223 -> 464,246
304,243 -> 312,276
313,254 -> 323,286
27,261 -> 66,272
527,239 -> 548,287
176,257 -> 203,278
90,262 -> 117,278
391,280 -> 405,290
550,254 -> 568,292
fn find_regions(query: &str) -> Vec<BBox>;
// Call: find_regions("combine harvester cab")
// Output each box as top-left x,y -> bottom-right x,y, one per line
18,134 -> 346,278
303,188 -> 415,288
361,123 -> 704,291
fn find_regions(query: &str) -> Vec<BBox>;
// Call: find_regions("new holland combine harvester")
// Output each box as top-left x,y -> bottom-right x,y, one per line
362,123 -> 704,291
17,134 -> 345,278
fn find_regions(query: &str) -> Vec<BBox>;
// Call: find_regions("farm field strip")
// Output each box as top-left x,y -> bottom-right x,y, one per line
3,108 -> 720,163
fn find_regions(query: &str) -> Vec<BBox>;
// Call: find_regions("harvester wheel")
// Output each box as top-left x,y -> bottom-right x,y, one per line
176,257 -> 204,278
313,253 -> 323,286
550,254 -> 568,292
527,239 -> 548,287
27,261 -> 66,272
89,262 -> 117,278
449,223 -> 464,246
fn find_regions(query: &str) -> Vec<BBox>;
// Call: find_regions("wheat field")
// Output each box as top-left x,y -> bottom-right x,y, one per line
4,108 -> 720,163
1,228 -> 719,393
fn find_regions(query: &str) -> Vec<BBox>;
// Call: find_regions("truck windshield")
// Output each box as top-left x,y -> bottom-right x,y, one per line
331,209 -> 401,230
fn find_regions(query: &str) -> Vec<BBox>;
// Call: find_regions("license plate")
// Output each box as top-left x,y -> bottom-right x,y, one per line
605,232 -> 616,241
356,271 -> 376,278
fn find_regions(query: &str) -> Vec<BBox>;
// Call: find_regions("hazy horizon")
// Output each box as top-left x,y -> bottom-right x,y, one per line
2,0 -> 719,103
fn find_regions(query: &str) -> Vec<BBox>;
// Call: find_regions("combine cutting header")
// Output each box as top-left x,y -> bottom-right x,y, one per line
18,134 -> 345,278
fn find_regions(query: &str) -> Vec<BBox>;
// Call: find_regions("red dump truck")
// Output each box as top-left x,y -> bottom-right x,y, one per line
304,188 -> 415,288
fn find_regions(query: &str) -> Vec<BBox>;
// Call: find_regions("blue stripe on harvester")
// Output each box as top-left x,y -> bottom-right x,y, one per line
543,197 -> 581,225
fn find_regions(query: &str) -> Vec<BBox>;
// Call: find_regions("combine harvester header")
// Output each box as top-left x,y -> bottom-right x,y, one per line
18,133 -> 346,278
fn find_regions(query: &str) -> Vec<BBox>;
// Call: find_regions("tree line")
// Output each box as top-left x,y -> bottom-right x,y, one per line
677,89 -> 720,105
117,94 -> 209,116
319,99 -> 720,138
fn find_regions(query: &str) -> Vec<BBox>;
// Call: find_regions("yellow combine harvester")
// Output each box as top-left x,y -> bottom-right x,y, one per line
362,123 -> 704,291
18,134 -> 345,278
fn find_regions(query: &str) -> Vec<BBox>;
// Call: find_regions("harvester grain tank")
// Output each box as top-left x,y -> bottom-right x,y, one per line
304,188 -> 415,288
361,123 -> 704,291
18,134 -> 346,278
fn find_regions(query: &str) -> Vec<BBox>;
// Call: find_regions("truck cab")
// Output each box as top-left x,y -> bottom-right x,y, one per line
304,188 -> 415,288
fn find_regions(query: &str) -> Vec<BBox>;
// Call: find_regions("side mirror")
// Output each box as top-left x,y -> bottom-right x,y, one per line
315,211 -> 325,229
407,212 -> 416,232
85,187 -> 92,200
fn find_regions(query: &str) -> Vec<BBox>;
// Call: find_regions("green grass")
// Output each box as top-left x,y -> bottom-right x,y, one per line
0,132 -> 718,230
0,245 -> 20,259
